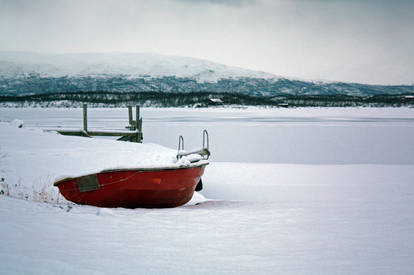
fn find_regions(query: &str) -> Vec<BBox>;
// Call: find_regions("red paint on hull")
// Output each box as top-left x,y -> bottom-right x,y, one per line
54,165 -> 207,208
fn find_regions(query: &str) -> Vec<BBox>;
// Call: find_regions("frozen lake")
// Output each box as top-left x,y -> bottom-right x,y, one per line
2,107 -> 414,164
1,107 -> 414,274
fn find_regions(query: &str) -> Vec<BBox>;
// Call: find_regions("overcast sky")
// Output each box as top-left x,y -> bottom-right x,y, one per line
1,0 -> 413,84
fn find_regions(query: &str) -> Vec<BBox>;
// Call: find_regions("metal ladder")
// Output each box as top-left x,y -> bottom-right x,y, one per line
176,129 -> 210,160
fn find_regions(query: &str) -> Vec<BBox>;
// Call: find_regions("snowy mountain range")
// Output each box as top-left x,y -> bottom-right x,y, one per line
0,52 -> 275,82
0,51 -> 413,96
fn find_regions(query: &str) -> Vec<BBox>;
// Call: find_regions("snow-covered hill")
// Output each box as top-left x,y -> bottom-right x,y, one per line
0,51 -> 276,82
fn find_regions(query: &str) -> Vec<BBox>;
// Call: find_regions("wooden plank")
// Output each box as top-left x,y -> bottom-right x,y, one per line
117,132 -> 143,142
54,130 -> 138,137
88,131 -> 138,137
48,130 -> 85,136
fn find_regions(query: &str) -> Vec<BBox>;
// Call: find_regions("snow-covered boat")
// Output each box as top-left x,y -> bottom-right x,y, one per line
54,161 -> 208,208
54,131 -> 210,208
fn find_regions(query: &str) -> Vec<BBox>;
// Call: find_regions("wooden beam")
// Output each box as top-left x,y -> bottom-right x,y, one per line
135,105 -> 139,132
83,104 -> 88,132
136,105 -> 143,142
54,129 -> 138,137
138,118 -> 142,133
128,106 -> 133,126
88,130 -> 138,137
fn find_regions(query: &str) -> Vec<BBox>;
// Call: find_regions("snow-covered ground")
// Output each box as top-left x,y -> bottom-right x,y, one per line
1,107 -> 414,274
0,121 -> 204,202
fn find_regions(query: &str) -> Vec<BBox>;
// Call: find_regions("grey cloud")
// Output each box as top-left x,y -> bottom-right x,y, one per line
175,0 -> 255,6
0,0 -> 413,84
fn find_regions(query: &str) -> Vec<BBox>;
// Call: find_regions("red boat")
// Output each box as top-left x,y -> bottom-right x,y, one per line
54,161 -> 208,208
54,131 -> 210,208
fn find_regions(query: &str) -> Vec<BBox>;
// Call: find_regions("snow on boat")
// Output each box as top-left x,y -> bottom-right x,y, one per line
54,131 -> 210,208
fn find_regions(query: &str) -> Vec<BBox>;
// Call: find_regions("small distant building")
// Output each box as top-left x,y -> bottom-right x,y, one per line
209,98 -> 223,103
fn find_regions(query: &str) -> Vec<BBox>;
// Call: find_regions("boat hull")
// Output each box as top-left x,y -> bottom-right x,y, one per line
54,164 -> 207,208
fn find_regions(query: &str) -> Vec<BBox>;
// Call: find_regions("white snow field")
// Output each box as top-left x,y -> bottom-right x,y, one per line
1,107 -> 414,274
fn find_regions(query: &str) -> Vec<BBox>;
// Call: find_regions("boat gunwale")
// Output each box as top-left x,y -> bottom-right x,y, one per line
53,160 -> 209,186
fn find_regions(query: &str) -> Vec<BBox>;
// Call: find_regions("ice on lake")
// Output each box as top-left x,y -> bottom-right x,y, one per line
1,107 -> 414,274
3,107 -> 414,164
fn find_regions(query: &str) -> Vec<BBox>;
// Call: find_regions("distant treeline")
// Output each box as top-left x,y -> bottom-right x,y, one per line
1,91 -> 414,107
1,74 -> 414,97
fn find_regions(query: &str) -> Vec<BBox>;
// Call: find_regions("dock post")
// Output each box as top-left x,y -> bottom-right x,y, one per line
128,106 -> 133,127
135,106 -> 139,131
135,105 -> 141,142
138,117 -> 142,133
83,104 -> 88,132
135,105 -> 142,143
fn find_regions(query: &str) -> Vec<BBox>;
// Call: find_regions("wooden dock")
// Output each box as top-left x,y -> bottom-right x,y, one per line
48,104 -> 143,143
